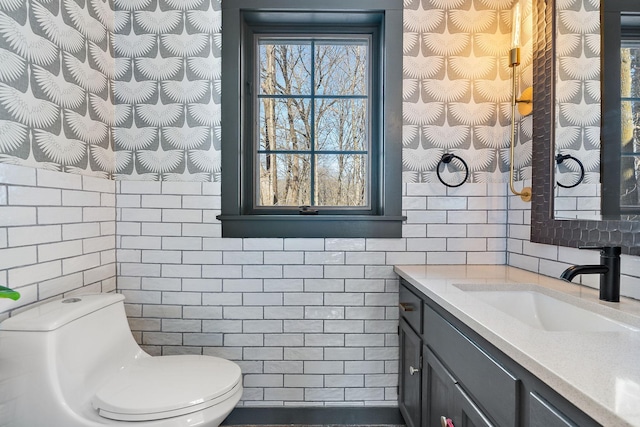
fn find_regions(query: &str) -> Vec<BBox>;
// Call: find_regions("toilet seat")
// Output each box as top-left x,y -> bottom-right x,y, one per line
92,355 -> 242,422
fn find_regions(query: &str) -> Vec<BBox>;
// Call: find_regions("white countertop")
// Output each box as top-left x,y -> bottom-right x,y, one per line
394,264 -> 640,427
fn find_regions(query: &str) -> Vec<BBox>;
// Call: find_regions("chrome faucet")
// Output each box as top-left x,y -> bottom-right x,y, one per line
560,246 -> 621,302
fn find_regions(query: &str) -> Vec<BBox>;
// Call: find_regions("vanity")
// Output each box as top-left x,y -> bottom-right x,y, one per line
395,265 -> 640,427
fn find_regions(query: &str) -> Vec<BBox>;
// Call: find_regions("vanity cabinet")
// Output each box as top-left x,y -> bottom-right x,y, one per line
398,280 -> 598,427
400,283 -> 484,427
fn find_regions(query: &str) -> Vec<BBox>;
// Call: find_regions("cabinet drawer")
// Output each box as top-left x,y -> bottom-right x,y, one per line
399,283 -> 423,333
424,304 -> 518,427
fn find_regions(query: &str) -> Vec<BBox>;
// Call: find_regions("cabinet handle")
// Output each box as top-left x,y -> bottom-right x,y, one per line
399,302 -> 414,312
440,416 -> 454,427
409,365 -> 420,375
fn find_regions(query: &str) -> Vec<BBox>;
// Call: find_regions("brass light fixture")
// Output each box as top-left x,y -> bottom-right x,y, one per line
509,0 -> 533,202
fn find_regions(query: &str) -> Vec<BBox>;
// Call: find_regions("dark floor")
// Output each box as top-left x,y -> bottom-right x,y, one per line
220,406 -> 405,426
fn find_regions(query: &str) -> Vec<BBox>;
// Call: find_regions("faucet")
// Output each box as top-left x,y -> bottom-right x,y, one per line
560,246 -> 621,302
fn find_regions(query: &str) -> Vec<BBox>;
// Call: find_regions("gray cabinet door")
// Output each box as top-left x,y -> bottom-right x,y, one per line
529,393 -> 577,427
453,384 -> 494,427
423,346 -> 456,427
423,303 -> 518,426
399,317 -> 422,427
424,346 -> 494,427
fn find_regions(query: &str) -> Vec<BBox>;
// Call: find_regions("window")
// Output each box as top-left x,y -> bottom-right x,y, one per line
219,0 -> 403,238
257,37 -> 371,210
602,6 -> 640,216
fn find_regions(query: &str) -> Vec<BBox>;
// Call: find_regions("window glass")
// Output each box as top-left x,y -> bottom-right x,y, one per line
259,42 -> 312,95
258,153 -> 311,206
256,37 -> 370,208
314,42 -> 368,96
619,41 -> 640,209
258,98 -> 311,151
316,153 -> 367,206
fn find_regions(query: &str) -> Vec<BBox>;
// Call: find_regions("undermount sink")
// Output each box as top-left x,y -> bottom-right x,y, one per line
465,289 -> 639,333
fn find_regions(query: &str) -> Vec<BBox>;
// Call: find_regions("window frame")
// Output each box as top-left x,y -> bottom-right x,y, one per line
251,33 -> 376,214
219,0 -> 403,238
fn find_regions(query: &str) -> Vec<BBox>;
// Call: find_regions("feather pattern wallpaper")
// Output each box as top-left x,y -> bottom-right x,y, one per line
402,0 -> 533,184
111,0 -> 221,182
555,0 -> 600,184
0,0 -> 112,177
0,0 -> 537,182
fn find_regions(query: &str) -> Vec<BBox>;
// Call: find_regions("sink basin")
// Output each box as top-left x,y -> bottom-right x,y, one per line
466,290 -> 639,333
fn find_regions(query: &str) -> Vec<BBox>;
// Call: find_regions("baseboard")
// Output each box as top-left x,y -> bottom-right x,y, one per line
221,406 -> 404,425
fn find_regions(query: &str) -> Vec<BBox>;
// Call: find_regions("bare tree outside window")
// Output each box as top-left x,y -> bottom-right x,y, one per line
620,44 -> 640,209
257,37 -> 369,208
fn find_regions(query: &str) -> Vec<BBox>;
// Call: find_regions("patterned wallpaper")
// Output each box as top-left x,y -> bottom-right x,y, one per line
0,0 -> 533,183
402,0 -> 533,184
112,0 -> 221,182
555,0 -> 600,183
0,0 -> 113,177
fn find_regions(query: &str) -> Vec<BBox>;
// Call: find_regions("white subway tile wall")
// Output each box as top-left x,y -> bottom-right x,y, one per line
0,164 -> 116,319
3,163 -> 639,407
554,184 -> 601,220
116,181 -> 507,406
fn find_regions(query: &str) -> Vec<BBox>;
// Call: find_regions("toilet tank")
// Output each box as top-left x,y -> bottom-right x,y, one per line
0,294 -> 145,415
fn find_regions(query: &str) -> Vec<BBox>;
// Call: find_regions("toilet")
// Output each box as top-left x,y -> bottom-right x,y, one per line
0,294 -> 242,426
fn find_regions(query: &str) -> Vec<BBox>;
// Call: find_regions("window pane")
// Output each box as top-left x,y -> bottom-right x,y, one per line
620,45 -> 640,209
316,98 -> 368,151
315,41 -> 368,96
316,154 -> 367,206
620,155 -> 640,208
256,37 -> 371,211
258,153 -> 311,206
621,46 -> 640,96
260,42 -> 312,95
620,100 -> 640,208
259,98 -> 311,151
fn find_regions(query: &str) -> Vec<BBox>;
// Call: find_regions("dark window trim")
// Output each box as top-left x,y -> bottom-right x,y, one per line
219,0 -> 404,238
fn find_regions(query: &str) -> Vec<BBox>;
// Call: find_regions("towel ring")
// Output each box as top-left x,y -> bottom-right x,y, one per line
436,153 -> 469,188
555,154 -> 585,189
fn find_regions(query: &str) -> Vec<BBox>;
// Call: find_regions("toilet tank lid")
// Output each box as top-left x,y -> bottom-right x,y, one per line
0,294 -> 125,332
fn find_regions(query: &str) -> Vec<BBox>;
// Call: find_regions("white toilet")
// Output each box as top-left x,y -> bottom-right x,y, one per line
0,294 -> 242,426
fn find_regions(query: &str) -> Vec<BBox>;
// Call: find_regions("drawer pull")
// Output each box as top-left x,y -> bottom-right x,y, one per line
440,416 -> 454,427
409,365 -> 420,375
399,302 -> 414,312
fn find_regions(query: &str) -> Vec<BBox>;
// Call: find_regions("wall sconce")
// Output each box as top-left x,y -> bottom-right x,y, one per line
509,0 -> 533,202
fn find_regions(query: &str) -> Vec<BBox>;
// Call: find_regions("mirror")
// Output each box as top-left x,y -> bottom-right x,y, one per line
530,0 -> 640,255
553,0 -> 640,221
552,0 -> 601,220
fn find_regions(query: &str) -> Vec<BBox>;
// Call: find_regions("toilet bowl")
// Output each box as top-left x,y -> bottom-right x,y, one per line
0,294 -> 242,427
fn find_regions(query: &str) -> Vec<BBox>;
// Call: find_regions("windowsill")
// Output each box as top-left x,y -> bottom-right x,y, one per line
216,214 -> 406,238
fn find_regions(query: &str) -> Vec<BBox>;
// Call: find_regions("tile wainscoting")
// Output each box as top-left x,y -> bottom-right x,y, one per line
115,180 -> 508,406
1,162 -> 639,408
0,164 -> 116,319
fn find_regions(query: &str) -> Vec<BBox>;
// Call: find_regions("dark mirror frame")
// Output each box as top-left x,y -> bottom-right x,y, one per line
530,0 -> 640,255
